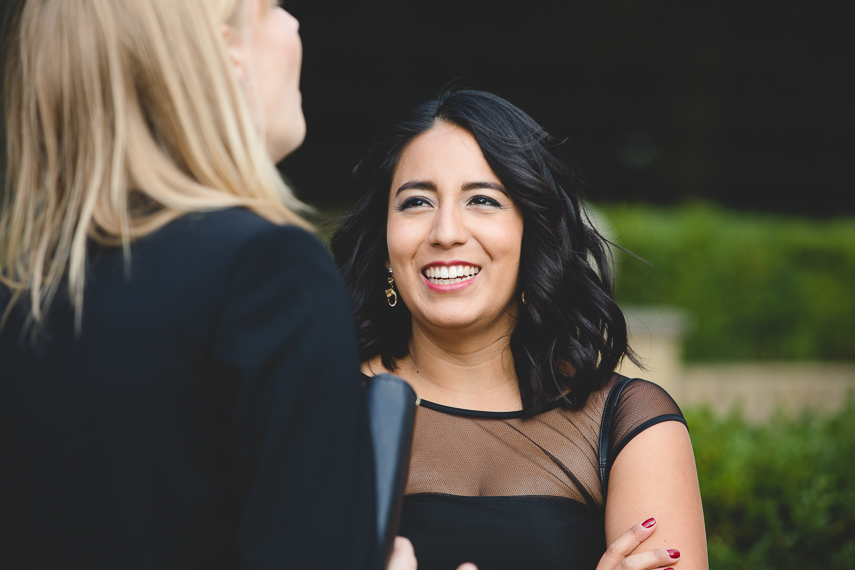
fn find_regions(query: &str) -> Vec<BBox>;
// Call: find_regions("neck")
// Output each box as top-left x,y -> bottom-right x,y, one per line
400,320 -> 521,412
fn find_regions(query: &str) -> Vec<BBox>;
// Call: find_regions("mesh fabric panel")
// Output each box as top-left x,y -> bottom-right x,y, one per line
405,375 -> 685,508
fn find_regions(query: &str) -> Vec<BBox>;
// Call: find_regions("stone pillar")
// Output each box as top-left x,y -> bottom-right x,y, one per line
616,306 -> 688,404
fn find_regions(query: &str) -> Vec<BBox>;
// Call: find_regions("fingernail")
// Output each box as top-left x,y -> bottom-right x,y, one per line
668,549 -> 680,559
642,518 -> 656,528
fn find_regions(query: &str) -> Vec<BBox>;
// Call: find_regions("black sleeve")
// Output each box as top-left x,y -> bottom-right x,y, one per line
604,378 -> 687,480
211,224 -> 376,570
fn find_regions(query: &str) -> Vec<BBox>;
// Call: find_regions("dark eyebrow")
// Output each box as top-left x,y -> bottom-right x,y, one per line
394,180 -> 508,196
394,181 -> 437,196
462,181 -> 507,195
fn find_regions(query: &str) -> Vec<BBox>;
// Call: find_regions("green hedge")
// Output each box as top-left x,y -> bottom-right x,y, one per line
686,399 -> 855,569
602,203 -> 855,362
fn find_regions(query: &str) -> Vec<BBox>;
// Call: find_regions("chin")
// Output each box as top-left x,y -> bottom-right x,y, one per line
423,315 -> 481,331
270,134 -> 305,163
268,113 -> 306,162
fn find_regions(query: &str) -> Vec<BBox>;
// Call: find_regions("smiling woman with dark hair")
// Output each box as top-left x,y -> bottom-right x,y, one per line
332,90 -> 708,570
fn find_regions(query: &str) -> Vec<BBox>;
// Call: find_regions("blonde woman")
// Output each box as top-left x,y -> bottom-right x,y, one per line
0,1 -> 376,568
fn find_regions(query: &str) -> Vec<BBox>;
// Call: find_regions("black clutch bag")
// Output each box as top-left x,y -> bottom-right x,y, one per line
365,373 -> 418,570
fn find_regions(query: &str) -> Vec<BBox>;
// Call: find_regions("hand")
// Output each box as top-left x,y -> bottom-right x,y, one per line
387,537 -> 416,570
386,536 -> 477,570
597,518 -> 681,570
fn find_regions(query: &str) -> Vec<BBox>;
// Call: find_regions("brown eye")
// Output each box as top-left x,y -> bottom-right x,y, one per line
468,195 -> 500,207
400,197 -> 432,210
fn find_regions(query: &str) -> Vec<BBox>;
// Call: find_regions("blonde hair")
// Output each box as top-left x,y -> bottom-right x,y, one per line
1,0 -> 309,330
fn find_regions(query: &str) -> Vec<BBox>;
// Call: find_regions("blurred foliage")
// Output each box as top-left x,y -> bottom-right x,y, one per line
604,203 -> 855,362
686,397 -> 855,570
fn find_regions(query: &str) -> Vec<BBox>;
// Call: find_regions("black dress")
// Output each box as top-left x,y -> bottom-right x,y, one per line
398,375 -> 686,570
0,208 -> 376,569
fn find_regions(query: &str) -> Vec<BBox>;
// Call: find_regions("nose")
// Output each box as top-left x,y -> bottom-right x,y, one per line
429,203 -> 468,249
281,7 -> 300,33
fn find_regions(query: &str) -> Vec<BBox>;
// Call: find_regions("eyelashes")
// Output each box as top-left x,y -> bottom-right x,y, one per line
468,195 -> 501,207
397,195 -> 503,211
398,196 -> 432,210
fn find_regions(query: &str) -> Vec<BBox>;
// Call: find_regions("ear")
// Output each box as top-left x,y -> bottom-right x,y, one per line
220,22 -> 246,83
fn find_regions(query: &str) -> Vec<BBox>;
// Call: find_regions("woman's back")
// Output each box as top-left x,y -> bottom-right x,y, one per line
1,1 -> 380,567
0,208 -> 376,568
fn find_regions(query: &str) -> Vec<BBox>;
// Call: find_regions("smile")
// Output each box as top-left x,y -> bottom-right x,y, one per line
422,264 -> 481,285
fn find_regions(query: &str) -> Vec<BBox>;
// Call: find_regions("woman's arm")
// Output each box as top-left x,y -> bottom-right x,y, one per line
605,421 -> 708,569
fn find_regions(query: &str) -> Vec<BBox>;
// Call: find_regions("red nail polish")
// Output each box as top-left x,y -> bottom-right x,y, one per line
642,518 -> 656,528
667,549 -> 680,559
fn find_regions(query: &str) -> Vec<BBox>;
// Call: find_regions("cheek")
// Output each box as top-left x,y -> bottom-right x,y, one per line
506,216 -> 525,265
276,17 -> 302,78
484,226 -> 523,260
273,38 -> 299,82
385,220 -> 411,267
386,218 -> 427,276
485,221 -> 524,283
288,36 -> 303,72
256,20 -> 298,81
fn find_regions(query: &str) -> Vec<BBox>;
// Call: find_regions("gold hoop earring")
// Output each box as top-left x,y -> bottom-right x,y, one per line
385,268 -> 398,307
521,291 -> 526,304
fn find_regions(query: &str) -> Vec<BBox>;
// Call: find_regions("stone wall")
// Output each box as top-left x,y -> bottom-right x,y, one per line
680,363 -> 855,422
616,306 -> 855,422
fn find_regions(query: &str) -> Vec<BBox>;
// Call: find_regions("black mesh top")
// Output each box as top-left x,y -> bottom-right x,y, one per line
398,375 -> 686,570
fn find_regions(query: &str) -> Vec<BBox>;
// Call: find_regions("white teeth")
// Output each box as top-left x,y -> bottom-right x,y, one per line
422,264 -> 482,285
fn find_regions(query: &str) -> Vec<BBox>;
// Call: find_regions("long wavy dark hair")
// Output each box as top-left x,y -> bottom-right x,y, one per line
331,90 -> 637,415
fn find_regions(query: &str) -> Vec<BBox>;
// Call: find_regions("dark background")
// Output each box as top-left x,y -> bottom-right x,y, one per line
284,0 -> 853,216
2,0 -> 852,216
